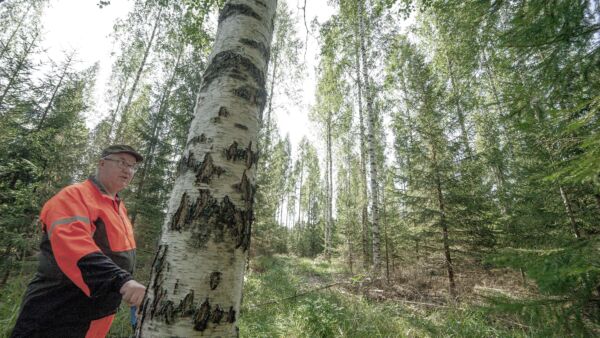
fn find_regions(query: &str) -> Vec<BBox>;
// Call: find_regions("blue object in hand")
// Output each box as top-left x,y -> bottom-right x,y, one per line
130,306 -> 137,328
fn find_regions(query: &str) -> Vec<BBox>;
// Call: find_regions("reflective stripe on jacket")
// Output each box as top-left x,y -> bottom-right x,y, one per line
11,177 -> 136,338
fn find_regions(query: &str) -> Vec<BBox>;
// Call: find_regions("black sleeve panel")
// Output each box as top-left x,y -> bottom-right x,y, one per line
77,252 -> 133,298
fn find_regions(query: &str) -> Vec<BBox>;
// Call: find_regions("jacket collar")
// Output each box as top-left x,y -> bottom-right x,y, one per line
88,175 -> 120,201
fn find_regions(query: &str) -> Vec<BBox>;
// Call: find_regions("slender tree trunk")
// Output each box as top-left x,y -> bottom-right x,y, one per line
130,48 -> 182,226
0,3 -> 32,61
0,244 -> 13,287
559,185 -> 581,239
36,54 -> 74,131
297,163 -> 304,227
0,31 -> 38,112
258,41 -> 279,172
107,77 -> 130,142
115,6 -> 162,142
358,0 -> 381,274
382,184 -> 390,283
345,145 -> 354,274
432,147 -> 456,297
353,12 -> 370,271
325,111 -> 333,260
446,57 -> 471,157
136,1 -> 276,336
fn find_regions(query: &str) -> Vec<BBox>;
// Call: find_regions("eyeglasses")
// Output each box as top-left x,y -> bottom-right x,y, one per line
102,157 -> 140,172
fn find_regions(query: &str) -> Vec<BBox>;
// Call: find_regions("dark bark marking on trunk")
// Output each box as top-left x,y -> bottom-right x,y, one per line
193,298 -> 211,331
233,84 -> 267,110
227,306 -> 236,323
219,106 -> 230,117
234,123 -> 248,130
157,300 -> 175,324
177,151 -> 196,175
226,141 -> 244,161
234,170 -> 254,202
171,193 -> 190,231
147,245 -> 169,322
139,297 -> 150,331
211,116 -> 222,124
240,38 -> 270,61
150,245 -> 168,296
229,73 -> 248,81
210,271 -> 222,290
170,190 -> 252,251
225,141 -> 257,169
212,305 -> 224,324
218,3 -> 262,24
254,0 -> 267,8
177,290 -> 195,316
201,51 -> 265,93
196,153 -> 225,185
173,279 -> 179,294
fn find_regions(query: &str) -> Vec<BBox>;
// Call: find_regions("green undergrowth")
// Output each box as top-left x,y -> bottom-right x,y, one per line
2,255 -> 583,337
238,255 -> 531,338
0,273 -> 25,337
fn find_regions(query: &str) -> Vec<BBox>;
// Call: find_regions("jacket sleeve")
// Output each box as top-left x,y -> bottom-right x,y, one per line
41,187 -> 132,298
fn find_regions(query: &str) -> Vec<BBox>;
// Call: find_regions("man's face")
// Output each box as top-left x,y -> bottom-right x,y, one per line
98,153 -> 138,194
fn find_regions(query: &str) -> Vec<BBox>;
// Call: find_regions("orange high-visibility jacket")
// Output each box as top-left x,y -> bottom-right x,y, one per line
11,177 -> 136,338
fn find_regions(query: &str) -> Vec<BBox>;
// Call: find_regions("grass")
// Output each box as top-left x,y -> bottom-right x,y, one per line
1,254 -> 579,337
239,255 -> 532,338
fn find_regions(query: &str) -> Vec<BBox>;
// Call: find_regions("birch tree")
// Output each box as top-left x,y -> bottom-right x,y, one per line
136,0 -> 276,336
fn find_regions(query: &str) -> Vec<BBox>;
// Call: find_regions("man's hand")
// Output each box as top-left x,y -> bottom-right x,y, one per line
120,280 -> 146,307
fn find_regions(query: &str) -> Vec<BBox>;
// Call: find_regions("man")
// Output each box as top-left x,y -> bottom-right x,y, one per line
11,145 -> 147,338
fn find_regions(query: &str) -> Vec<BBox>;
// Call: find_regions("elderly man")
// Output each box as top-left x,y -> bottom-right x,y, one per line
11,145 -> 147,338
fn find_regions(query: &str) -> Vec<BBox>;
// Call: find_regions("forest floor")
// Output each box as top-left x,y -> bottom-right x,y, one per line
236,254 -> 537,338
0,255 -> 563,337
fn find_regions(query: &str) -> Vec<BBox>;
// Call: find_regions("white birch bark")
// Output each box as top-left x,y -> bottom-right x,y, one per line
136,1 -> 276,337
358,0 -> 381,273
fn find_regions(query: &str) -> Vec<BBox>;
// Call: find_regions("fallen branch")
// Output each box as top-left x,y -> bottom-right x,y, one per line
247,281 -> 348,308
394,299 -> 452,309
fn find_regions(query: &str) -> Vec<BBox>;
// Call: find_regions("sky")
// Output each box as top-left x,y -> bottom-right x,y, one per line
41,0 -> 134,126
40,0 -> 336,154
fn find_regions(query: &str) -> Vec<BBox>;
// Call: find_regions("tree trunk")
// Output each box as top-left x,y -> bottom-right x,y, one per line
115,6 -> 162,142
446,57 -> 471,157
0,244 -> 13,287
130,48 -> 183,226
432,147 -> 456,298
0,3 -> 32,61
345,145 -> 354,274
136,1 -> 276,336
296,162 -> 304,227
559,185 -> 581,239
258,39 -> 279,171
324,110 -> 333,261
353,8 -> 370,271
107,76 -> 130,142
0,31 -> 38,112
37,53 -> 74,131
381,183 -> 390,283
358,0 -> 381,274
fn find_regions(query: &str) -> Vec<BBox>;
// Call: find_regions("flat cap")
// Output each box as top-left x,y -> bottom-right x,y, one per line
101,144 -> 144,162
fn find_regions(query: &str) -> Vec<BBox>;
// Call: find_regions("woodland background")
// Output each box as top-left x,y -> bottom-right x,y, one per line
1,0 -> 600,336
